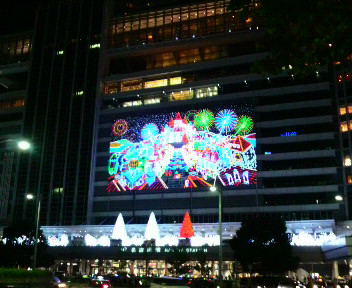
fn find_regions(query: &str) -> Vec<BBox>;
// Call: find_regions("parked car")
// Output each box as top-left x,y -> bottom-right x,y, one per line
151,277 -> 189,288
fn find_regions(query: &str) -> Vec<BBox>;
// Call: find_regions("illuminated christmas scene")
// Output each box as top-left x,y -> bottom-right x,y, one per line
108,107 -> 256,191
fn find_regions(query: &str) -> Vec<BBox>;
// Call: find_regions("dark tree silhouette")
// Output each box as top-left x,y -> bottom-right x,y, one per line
229,215 -> 298,274
228,0 -> 352,75
0,221 -> 54,268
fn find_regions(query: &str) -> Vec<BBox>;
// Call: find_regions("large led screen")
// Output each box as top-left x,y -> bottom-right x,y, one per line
107,105 -> 256,192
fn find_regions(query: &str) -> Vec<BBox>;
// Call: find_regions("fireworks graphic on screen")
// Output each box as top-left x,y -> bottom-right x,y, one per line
112,119 -> 128,136
235,115 -> 254,135
194,109 -> 215,130
141,123 -> 159,140
215,109 -> 238,134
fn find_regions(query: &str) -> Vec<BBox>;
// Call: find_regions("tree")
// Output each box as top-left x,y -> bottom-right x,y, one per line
0,221 -> 54,268
229,215 -> 298,274
180,212 -> 194,238
228,0 -> 352,75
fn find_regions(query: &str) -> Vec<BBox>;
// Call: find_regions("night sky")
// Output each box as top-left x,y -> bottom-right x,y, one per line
0,0 -> 40,36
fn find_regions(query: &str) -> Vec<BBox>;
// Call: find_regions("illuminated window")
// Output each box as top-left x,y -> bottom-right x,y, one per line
89,43 -> 100,49
105,83 -> 120,94
169,90 -> 193,101
340,107 -> 346,115
170,77 -> 182,85
196,86 -> 218,98
53,187 -> 64,194
121,79 -> 143,92
122,100 -> 142,107
345,156 -> 352,167
145,79 -> 168,89
57,50 -> 64,55
348,106 -> 352,114
341,121 -> 348,132
75,91 -> 84,96
347,175 -> 352,184
144,98 -> 161,105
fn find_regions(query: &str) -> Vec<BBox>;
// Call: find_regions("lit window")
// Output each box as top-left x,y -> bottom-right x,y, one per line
121,80 -> 142,92
145,79 -> 168,89
144,98 -> 161,105
122,100 -> 142,107
75,91 -> 83,96
53,187 -> 63,194
89,43 -> 100,49
169,77 -> 182,85
57,50 -> 64,55
341,121 -> 348,132
169,90 -> 193,101
340,107 -> 346,115
196,86 -> 218,98
348,106 -> 352,114
345,157 -> 352,167
347,175 -> 352,184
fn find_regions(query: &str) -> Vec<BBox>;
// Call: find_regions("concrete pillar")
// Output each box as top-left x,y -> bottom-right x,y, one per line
130,261 -> 135,275
79,260 -> 85,275
349,259 -> 352,276
165,261 -> 169,276
332,261 -> 339,279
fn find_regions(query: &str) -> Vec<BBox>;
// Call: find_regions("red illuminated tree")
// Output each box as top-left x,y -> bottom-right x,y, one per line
180,212 -> 194,238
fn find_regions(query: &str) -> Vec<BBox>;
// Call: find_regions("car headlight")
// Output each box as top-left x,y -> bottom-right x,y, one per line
313,285 -> 318,288
257,286 -> 262,288
58,284 -> 67,288
345,285 -> 349,288
337,285 -> 341,288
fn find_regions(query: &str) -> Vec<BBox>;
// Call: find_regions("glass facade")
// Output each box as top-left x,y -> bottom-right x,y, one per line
108,0 -> 259,49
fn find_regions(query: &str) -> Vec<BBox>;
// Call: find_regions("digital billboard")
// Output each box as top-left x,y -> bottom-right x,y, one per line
107,105 -> 256,192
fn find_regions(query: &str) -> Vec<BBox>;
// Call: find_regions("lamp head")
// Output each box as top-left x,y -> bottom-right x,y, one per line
335,195 -> 343,201
210,186 -> 217,192
26,194 -> 34,200
18,140 -> 30,150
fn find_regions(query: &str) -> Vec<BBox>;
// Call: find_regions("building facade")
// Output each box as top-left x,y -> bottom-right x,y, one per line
0,32 -> 32,225
90,0 -> 345,225
12,0 -> 103,226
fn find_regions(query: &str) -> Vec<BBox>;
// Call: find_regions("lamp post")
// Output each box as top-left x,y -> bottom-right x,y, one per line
26,193 -> 41,269
210,185 -> 223,287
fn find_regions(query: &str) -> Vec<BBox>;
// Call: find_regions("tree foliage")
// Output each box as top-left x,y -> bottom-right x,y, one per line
229,215 -> 298,274
228,0 -> 352,75
0,221 -> 54,268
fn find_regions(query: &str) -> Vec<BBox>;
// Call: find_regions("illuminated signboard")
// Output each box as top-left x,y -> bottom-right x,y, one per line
107,106 -> 256,191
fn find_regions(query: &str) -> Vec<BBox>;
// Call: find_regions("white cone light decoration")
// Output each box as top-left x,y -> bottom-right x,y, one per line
144,212 -> 160,241
112,213 -> 129,245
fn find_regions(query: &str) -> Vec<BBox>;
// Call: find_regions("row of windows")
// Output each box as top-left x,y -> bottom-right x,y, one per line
112,46 -> 228,75
0,36 -> 31,65
0,99 -> 24,111
109,1 -> 258,48
103,86 -> 218,109
105,76 -> 183,94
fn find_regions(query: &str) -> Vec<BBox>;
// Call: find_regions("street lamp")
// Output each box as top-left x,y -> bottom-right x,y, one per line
26,193 -> 41,269
0,139 -> 31,150
210,185 -> 223,287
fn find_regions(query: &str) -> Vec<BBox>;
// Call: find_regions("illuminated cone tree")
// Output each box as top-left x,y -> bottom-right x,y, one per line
180,212 -> 194,238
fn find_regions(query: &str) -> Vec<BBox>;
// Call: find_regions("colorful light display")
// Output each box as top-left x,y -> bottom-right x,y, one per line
107,105 -> 256,192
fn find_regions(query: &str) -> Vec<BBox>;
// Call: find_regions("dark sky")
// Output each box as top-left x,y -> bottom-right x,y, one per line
0,0 -> 40,35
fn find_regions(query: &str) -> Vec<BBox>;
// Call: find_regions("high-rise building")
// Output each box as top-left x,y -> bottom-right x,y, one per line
90,0 -> 345,225
12,0 -> 103,226
0,32 -> 32,225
